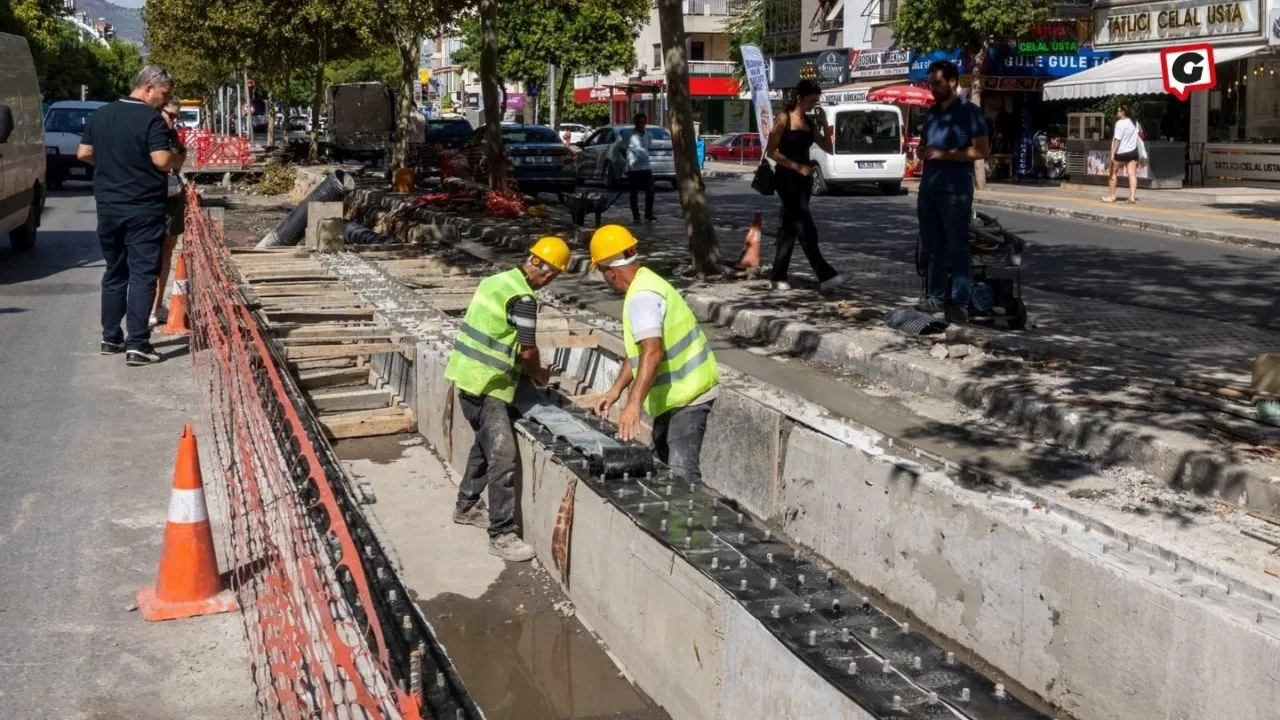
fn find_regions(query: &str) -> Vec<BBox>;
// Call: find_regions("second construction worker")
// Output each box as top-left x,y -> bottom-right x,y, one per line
445,236 -> 571,562
592,225 -> 719,484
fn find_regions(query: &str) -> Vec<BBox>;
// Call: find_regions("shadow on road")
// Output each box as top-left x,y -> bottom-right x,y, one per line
0,229 -> 102,288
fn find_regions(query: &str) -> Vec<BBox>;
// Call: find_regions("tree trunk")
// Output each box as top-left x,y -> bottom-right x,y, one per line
556,66 -> 571,120
479,0 -> 505,188
393,32 -> 420,169
265,89 -> 276,148
656,0 -> 719,274
309,61 -> 325,162
971,45 -> 987,191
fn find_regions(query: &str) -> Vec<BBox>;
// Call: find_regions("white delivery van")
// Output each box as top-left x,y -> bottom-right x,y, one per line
0,33 -> 47,251
44,100 -> 104,189
809,102 -> 906,196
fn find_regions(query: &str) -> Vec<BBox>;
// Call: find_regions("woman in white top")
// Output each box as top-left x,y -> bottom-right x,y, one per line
1103,105 -> 1140,204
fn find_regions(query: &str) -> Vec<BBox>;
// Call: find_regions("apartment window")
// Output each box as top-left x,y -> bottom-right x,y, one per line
653,44 -> 663,69
878,0 -> 899,24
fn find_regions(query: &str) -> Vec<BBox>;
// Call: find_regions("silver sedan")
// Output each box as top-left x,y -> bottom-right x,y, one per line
574,124 -> 676,188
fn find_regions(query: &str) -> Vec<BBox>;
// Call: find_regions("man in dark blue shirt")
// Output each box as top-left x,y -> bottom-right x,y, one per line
77,65 -> 180,365
917,59 -> 989,324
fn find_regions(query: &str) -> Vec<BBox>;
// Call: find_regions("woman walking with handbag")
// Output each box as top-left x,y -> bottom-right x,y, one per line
763,80 -> 845,292
1102,105 -> 1143,204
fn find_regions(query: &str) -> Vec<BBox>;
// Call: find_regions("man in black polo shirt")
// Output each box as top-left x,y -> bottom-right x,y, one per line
76,65 -> 180,365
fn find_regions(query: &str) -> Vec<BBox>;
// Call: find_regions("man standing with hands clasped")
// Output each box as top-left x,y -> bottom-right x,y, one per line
591,225 -> 719,486
915,59 -> 989,326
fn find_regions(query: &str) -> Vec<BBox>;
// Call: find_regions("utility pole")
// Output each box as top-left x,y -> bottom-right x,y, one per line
235,74 -> 242,136
548,64 -> 557,130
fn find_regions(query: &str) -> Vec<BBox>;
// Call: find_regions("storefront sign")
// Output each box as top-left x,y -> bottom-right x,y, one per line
1017,22 -> 1079,53
989,46 -> 1113,77
825,87 -> 870,103
572,87 -> 623,104
813,50 -> 850,85
848,49 -> 911,78
907,49 -> 969,80
1094,0 -> 1263,49
981,76 -> 1051,91
773,51 -> 850,88
1205,148 -> 1280,181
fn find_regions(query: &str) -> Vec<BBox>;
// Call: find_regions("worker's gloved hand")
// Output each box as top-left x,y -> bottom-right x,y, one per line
617,403 -> 642,443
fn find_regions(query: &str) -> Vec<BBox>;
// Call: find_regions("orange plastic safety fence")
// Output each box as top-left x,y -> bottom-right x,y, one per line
180,187 -> 425,720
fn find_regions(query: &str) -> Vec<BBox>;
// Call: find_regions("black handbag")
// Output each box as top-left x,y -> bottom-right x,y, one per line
751,159 -> 775,196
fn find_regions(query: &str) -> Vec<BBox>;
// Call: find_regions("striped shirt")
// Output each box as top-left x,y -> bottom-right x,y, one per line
507,295 -> 538,347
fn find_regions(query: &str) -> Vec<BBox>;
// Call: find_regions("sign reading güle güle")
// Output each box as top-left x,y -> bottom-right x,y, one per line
1094,0 -> 1263,48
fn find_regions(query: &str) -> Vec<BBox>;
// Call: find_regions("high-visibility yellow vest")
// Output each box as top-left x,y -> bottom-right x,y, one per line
622,267 -> 718,417
444,267 -> 533,403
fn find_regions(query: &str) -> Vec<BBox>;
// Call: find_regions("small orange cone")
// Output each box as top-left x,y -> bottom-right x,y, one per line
137,424 -> 238,622
158,254 -> 190,335
736,211 -> 762,269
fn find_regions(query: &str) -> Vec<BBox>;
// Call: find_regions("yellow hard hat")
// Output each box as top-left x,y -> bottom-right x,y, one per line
529,236 -> 571,273
589,225 -> 637,267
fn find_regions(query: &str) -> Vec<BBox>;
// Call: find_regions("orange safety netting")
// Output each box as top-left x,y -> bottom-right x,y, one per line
181,187 -> 425,719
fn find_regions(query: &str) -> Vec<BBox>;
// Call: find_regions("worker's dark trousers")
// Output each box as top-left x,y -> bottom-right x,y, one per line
456,391 -> 519,537
98,210 -> 164,350
652,401 -> 714,485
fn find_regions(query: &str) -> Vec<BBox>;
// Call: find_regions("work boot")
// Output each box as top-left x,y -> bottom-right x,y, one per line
452,502 -> 489,528
946,305 -> 969,325
916,297 -> 945,314
489,532 -> 536,562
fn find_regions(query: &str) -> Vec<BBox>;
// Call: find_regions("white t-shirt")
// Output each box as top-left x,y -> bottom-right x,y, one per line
626,131 -> 652,172
1112,118 -> 1140,154
627,290 -> 718,406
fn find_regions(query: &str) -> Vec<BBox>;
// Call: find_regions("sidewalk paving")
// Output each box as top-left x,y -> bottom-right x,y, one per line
701,160 -> 1280,249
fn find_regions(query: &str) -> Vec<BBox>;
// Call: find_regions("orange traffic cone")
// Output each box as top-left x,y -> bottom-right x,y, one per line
137,424 -> 238,622
158,254 -> 190,335
736,211 -> 762,269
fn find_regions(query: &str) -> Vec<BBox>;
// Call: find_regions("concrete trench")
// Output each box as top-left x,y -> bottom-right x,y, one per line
313,203 -> 1280,720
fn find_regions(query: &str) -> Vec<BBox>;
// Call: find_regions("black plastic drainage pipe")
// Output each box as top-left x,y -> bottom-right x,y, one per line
343,221 -> 393,246
256,169 -> 355,248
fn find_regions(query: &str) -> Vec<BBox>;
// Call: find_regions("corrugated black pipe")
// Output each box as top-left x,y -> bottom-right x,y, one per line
256,170 -> 356,248
342,221 -> 393,246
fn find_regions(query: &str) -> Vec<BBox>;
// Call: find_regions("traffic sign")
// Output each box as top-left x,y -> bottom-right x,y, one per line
1161,44 -> 1216,101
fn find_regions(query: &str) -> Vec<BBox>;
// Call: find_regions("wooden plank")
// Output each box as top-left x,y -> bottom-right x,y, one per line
280,333 -> 398,346
267,309 -> 375,323
1267,566 -> 1280,580
310,388 -> 394,413
1248,510 -> 1280,528
1242,526 -> 1280,548
249,282 -> 345,296
291,357 -> 357,371
296,366 -> 372,390
246,274 -> 336,284
285,342 -> 406,361
321,407 -> 417,439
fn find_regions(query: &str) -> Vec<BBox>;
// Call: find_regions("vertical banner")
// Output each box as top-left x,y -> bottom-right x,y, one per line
740,44 -> 773,150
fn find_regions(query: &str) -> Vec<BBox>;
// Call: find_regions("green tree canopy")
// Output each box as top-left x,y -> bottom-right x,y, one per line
892,0 -> 1054,57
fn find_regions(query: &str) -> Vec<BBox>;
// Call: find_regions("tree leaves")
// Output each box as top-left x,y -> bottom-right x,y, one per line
893,0 -> 1053,53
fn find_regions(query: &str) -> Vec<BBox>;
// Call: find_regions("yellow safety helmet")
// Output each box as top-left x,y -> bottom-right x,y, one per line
528,236 -> 571,273
589,224 -> 638,267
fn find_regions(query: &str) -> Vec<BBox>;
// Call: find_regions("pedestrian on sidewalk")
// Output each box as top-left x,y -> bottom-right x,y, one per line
590,225 -> 719,485
626,112 -> 657,224
764,79 -> 845,292
151,99 -> 187,328
916,60 -> 989,325
76,65 -> 181,365
444,236 -> 571,563
1103,105 -> 1141,204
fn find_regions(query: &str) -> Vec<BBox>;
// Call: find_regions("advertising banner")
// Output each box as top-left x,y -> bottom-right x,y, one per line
741,44 -> 774,149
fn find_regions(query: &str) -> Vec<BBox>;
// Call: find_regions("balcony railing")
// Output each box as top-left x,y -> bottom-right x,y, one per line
684,0 -> 734,15
688,60 -> 737,76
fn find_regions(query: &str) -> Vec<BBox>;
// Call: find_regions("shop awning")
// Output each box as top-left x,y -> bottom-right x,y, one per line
1042,45 -> 1265,101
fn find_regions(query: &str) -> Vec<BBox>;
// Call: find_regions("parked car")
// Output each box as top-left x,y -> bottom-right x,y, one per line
0,32 -> 47,251
43,100 -> 103,189
557,123 -> 589,145
575,124 -> 674,188
809,102 -> 907,196
459,124 -> 576,196
425,117 -> 473,149
704,132 -> 761,164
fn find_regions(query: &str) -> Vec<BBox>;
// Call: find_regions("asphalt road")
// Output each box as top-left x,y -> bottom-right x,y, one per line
638,179 -> 1280,333
0,191 -> 254,719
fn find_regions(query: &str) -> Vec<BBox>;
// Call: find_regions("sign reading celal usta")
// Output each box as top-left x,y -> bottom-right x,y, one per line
1094,0 -> 1262,48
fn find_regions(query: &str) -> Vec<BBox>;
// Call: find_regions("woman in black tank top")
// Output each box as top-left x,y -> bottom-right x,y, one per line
764,79 -> 844,292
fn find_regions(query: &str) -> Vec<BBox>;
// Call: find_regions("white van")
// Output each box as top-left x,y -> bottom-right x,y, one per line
809,101 -> 906,196
0,33 -> 46,251
44,100 -> 104,189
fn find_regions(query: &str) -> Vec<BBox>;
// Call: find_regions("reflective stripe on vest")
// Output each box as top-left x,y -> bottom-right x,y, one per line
621,267 -> 718,417
444,268 -> 534,403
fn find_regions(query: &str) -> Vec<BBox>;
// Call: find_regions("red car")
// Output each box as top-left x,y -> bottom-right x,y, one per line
704,132 -> 762,163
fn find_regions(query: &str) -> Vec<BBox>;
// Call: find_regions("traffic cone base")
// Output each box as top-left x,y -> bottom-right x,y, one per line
138,424 -> 238,622
158,254 -> 191,336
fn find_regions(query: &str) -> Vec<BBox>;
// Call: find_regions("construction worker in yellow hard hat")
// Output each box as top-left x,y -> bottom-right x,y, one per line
444,235 -> 570,562
591,225 -> 719,485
